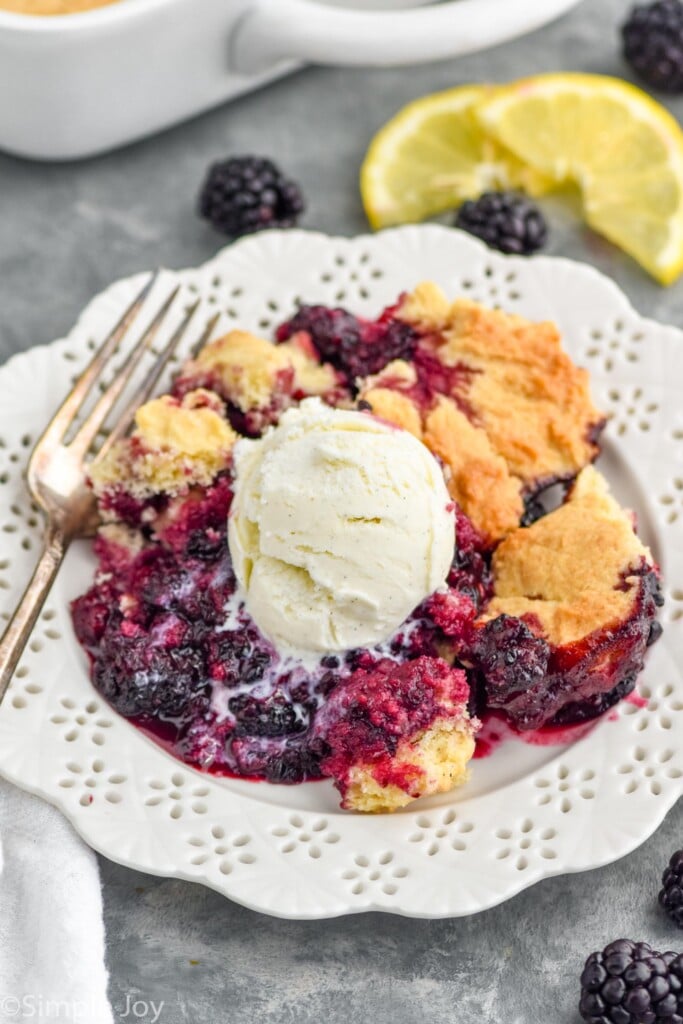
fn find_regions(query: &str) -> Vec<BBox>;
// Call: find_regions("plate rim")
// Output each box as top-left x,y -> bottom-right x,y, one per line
0,224 -> 680,920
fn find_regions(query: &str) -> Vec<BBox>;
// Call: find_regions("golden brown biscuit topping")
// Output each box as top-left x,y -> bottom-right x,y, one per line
135,390 -> 234,455
358,282 -> 605,543
187,331 -> 294,412
397,282 -> 606,486
181,329 -> 338,414
90,389 -> 236,500
343,720 -> 475,813
278,336 -> 339,397
423,398 -> 524,542
484,467 -> 653,646
360,363 -> 523,543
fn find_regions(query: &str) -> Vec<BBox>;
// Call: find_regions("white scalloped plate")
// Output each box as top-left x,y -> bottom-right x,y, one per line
0,226 -> 680,919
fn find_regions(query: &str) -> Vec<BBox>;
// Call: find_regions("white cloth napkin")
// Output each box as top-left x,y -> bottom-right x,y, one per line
0,780 -> 113,1024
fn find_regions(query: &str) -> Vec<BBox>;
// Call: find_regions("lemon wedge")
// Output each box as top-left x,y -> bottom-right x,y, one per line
360,85 -> 551,231
477,73 -> 683,285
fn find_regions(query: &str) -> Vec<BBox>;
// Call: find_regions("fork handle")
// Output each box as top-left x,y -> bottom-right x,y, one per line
0,527 -> 67,703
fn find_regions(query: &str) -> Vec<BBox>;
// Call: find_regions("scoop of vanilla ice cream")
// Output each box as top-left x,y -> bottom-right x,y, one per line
228,398 -> 455,655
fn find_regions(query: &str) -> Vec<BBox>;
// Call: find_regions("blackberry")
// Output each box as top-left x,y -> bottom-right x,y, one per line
579,939 -> 683,1024
94,614 -> 209,720
177,712 -> 232,771
552,675 -> 637,726
520,493 -> 547,528
198,156 -> 304,237
469,614 -> 550,703
276,304 -> 417,385
185,528 -> 225,562
455,191 -> 548,255
230,693 -> 307,738
71,583 -> 118,649
206,629 -> 272,687
265,745 -> 323,784
622,1 -> 683,93
661,850 -> 683,928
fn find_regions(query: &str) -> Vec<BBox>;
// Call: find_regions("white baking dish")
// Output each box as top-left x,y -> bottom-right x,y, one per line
0,0 -> 585,161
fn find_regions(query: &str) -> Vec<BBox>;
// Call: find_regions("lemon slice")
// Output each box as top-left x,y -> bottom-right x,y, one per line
360,85 -> 551,231
477,73 -> 683,285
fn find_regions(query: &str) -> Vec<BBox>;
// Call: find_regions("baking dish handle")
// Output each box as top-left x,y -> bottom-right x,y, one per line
230,0 -> 584,73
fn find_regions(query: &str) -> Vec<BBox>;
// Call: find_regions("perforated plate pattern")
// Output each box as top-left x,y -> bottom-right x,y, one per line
0,226 -> 680,919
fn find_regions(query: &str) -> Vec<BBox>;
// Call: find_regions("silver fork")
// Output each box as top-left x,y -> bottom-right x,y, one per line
0,273 -> 219,702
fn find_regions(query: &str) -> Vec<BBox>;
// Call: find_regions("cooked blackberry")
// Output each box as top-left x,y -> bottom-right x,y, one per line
276,304 -> 417,386
447,508 -> 493,597
265,746 -> 323,783
198,156 -> 304,237
579,939 -> 683,1024
230,693 -> 307,738
93,613 -> 210,720
473,469 -> 661,730
551,675 -> 636,725
455,191 -> 548,255
71,580 -> 118,649
520,493 -> 547,527
661,850 -> 683,928
205,629 -> 272,686
184,528 -> 226,562
468,615 -> 550,705
622,1 -> 683,93
177,710 -> 233,771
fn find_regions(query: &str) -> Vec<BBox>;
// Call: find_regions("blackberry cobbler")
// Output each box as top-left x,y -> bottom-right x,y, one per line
72,281 -> 662,813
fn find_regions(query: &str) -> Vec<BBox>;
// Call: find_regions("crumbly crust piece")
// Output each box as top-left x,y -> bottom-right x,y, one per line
96,523 -> 145,557
484,466 -> 654,646
179,329 -> 338,412
424,397 -> 524,542
361,365 -> 523,542
317,656 -> 476,813
183,330 -> 294,411
343,719 -> 475,813
90,389 -> 236,500
360,372 -> 425,438
398,282 -> 606,484
279,337 -> 340,397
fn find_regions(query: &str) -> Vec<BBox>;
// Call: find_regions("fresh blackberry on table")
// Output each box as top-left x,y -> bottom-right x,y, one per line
454,191 -> 548,255
579,939 -> 683,1024
621,1 -> 683,94
198,156 -> 305,237
661,850 -> 683,928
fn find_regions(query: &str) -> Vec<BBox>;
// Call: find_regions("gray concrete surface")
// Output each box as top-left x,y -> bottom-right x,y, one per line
0,0 -> 681,1020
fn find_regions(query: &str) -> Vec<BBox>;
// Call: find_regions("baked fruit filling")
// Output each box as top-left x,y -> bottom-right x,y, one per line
72,282 -> 661,813
89,388 -> 236,533
467,467 -> 662,729
312,657 -> 474,812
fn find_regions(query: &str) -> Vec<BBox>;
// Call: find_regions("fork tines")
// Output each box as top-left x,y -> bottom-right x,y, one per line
32,272 -> 217,470
93,302 -> 222,464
